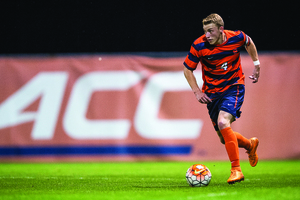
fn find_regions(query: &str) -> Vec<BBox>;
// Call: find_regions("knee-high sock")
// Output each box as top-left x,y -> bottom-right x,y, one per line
220,127 -> 240,168
234,131 -> 251,150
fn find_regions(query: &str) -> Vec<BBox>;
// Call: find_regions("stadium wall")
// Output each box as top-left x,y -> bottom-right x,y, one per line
0,53 -> 299,162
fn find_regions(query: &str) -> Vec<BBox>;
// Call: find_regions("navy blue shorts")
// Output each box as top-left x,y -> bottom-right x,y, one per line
206,85 -> 245,131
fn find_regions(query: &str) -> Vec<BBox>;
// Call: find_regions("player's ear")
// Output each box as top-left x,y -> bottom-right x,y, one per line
219,26 -> 224,33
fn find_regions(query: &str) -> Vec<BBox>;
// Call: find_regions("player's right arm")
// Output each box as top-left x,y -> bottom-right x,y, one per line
245,36 -> 260,83
183,67 -> 212,104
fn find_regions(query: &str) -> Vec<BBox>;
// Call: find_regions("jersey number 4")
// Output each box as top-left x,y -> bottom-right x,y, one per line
221,62 -> 228,71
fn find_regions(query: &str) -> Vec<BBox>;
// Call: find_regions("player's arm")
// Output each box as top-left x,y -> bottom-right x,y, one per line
245,37 -> 260,83
183,67 -> 212,104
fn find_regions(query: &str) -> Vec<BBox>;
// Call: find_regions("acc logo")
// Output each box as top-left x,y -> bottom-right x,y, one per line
0,71 -> 204,140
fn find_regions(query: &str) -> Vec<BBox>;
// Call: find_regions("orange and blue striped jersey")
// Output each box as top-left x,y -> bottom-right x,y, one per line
184,30 -> 250,98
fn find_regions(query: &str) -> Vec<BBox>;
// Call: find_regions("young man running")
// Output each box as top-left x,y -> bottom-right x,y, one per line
183,13 -> 260,184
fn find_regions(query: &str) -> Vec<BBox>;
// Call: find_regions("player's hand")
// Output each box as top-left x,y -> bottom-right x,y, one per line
249,65 -> 260,83
194,91 -> 212,104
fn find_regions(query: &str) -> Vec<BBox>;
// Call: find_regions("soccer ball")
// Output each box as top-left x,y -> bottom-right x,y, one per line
186,164 -> 212,187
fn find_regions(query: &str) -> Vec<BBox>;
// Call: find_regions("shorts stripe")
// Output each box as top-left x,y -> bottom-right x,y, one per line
234,85 -> 240,108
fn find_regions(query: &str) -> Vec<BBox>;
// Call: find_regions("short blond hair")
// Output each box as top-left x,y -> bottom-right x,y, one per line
202,13 -> 224,28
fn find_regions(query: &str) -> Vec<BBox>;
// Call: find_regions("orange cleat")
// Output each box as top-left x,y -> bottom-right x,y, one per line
246,137 -> 259,167
227,168 -> 244,184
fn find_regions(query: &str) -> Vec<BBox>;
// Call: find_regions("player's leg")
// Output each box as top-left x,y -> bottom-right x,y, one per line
218,130 -> 249,148
218,110 -> 240,169
231,131 -> 259,167
234,131 -> 250,149
234,131 -> 259,167
217,122 -> 259,167
220,85 -> 259,167
218,110 -> 244,184
217,111 -> 249,149
216,131 -> 225,144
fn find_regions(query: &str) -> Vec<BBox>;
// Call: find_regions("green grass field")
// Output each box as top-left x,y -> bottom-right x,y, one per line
0,160 -> 299,200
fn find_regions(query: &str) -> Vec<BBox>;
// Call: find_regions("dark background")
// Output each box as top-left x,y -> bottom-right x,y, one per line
1,1 -> 299,55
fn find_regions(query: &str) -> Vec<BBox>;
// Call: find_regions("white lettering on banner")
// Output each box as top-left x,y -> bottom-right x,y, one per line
134,71 -> 203,139
0,72 -> 68,139
63,71 -> 143,139
0,70 -> 204,140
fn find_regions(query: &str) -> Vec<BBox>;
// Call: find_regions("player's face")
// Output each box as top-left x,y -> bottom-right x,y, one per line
203,23 -> 223,45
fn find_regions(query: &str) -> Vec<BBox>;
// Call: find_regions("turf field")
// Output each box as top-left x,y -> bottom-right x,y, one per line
0,160 -> 299,200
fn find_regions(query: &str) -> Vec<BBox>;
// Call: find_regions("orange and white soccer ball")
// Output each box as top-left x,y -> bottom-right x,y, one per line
186,164 -> 212,187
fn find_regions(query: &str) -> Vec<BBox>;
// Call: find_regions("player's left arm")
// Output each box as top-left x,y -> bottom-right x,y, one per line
245,37 -> 260,83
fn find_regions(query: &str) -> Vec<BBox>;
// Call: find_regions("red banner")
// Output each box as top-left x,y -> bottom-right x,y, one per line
0,53 -> 299,162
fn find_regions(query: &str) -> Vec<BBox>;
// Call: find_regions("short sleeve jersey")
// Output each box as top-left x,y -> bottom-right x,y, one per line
184,30 -> 250,99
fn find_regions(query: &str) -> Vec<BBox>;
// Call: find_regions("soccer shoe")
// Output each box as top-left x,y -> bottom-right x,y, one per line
227,169 -> 244,184
246,137 -> 259,167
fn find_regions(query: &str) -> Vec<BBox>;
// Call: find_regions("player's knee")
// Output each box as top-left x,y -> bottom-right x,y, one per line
218,111 -> 233,130
218,120 -> 229,130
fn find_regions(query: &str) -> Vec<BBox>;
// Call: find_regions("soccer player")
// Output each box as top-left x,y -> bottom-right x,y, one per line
183,13 -> 260,184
